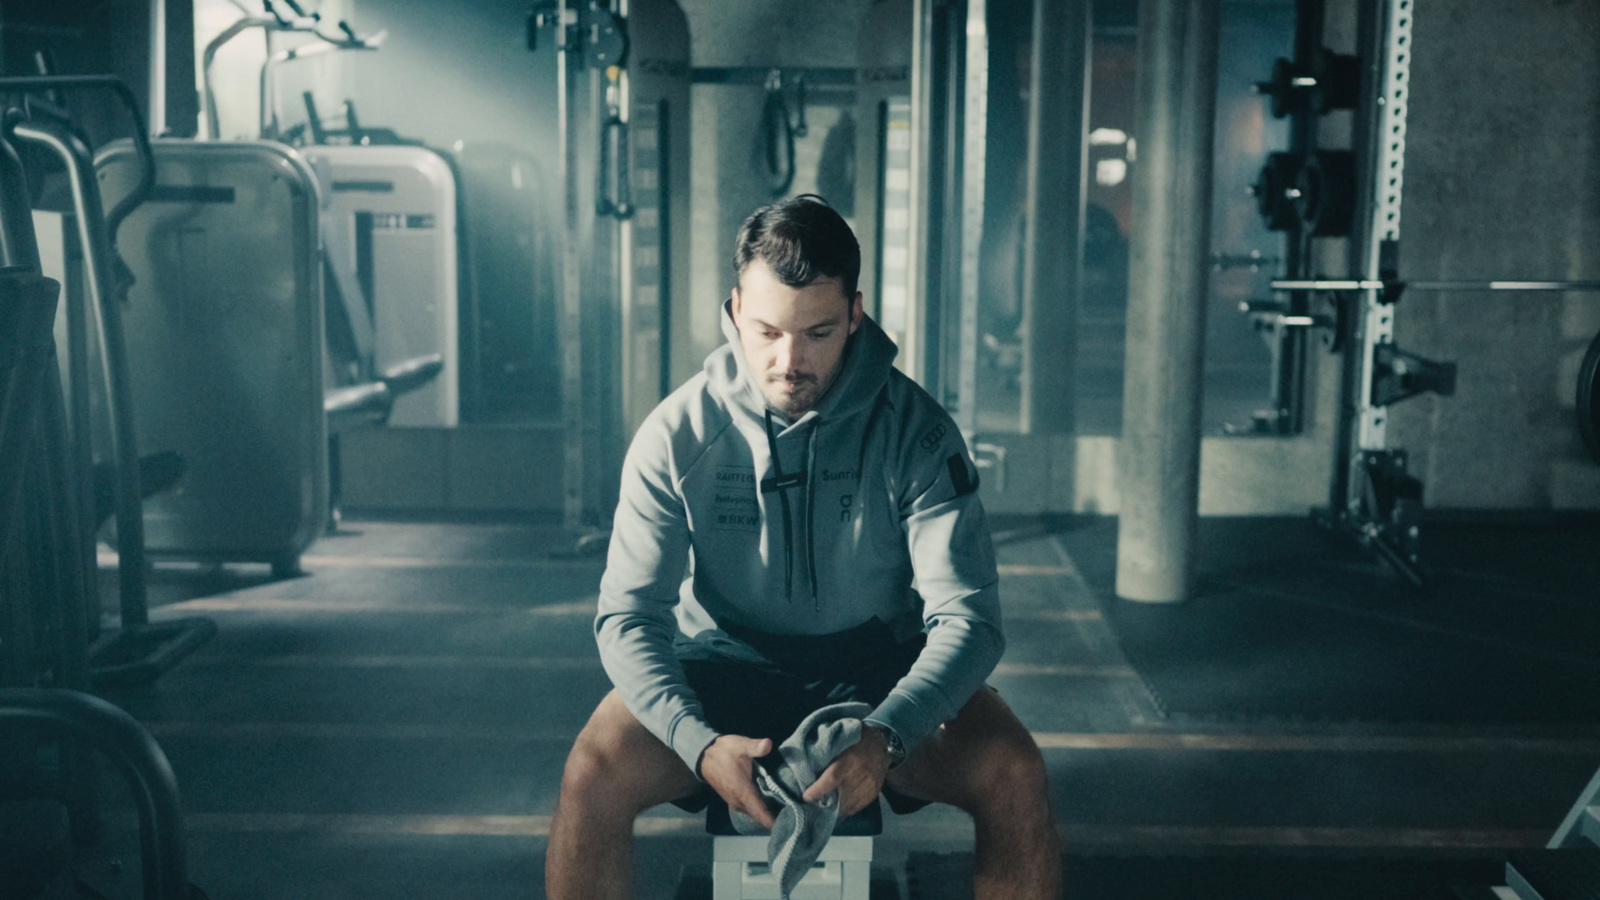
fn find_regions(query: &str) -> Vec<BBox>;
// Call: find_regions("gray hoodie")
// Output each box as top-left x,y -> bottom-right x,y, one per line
595,300 -> 1004,773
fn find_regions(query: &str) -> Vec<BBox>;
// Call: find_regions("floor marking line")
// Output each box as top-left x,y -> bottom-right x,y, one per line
1006,609 -> 1103,622
143,722 -> 1600,754
996,564 -> 1077,576
174,656 -> 1132,679
1052,825 -> 1550,850
173,814 -> 1551,849
98,552 -> 601,572
185,655 -> 604,671
1030,732 -> 1600,754
152,598 -> 598,616
993,663 -> 1138,678
146,722 -> 580,742
299,555 -> 600,571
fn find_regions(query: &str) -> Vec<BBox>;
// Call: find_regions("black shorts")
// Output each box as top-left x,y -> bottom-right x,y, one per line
671,617 -> 931,815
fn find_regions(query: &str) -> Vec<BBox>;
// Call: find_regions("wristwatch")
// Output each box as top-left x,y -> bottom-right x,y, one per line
880,727 -> 907,769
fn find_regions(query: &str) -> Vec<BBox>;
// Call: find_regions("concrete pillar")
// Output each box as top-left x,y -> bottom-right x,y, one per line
1115,0 -> 1221,603
1019,0 -> 1090,437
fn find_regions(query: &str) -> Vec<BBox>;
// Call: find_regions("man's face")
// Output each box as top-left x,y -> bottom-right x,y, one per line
732,259 -> 863,419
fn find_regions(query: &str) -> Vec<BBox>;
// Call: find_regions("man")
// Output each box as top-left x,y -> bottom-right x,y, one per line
547,196 -> 1059,899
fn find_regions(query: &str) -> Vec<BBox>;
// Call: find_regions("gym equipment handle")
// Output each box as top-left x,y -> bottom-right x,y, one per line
0,689 -> 190,900
0,76 -> 155,248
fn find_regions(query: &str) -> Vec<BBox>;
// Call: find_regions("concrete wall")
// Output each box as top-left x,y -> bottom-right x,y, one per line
1389,0 -> 1600,510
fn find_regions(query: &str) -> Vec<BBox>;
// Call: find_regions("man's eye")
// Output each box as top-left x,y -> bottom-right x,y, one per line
810,331 -> 832,340
763,331 -> 781,340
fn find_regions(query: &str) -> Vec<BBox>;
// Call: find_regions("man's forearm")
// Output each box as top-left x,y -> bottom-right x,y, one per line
862,612 -> 1005,754
595,611 -> 719,772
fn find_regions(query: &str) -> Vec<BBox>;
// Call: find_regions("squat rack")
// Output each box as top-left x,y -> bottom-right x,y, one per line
1253,0 -> 1600,586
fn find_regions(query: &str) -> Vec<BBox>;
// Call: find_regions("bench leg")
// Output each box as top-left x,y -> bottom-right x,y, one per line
840,859 -> 870,900
712,859 -> 744,900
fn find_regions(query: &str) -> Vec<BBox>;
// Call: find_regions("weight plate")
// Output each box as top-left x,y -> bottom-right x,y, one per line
1266,57 -> 1300,119
1253,152 -> 1303,232
1578,327 -> 1600,465
1309,47 -> 1361,114
1294,151 -> 1357,237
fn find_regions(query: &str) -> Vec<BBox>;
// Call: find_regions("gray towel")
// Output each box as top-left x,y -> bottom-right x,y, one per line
730,701 -> 873,899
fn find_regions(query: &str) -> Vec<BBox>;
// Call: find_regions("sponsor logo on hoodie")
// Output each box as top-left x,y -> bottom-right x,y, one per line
710,466 -> 761,532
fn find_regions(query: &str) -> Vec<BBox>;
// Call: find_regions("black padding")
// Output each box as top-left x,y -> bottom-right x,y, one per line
1577,328 -> 1600,465
705,793 -> 882,837
946,454 -> 977,497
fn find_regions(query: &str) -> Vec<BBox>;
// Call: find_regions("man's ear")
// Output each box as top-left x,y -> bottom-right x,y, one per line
731,286 -> 742,319
849,292 -> 864,333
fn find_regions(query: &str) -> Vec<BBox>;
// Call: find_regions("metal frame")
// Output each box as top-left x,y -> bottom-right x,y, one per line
0,689 -> 191,900
954,0 -> 987,436
546,0 -> 683,535
1352,0 -> 1414,457
1549,763 -> 1600,848
556,0 -> 589,529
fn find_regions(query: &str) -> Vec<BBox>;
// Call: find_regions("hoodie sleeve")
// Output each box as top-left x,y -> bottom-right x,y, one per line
863,400 -> 1005,754
594,414 -> 721,775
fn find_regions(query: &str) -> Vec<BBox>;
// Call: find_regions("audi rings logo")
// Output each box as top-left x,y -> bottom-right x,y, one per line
919,424 -> 946,452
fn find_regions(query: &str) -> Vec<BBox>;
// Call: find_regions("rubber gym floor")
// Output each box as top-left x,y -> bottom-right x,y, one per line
70,512 -> 1600,899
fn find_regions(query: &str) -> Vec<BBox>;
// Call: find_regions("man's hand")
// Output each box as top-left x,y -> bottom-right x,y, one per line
700,734 -> 776,830
801,725 -> 892,816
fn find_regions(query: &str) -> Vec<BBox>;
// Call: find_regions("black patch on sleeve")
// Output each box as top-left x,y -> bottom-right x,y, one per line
947,453 -> 978,497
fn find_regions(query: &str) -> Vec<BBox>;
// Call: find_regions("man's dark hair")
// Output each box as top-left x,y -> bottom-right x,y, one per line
733,194 -> 860,299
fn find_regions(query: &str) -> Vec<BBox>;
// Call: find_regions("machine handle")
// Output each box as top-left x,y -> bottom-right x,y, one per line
0,75 -> 156,249
0,689 -> 191,900
596,111 -> 633,219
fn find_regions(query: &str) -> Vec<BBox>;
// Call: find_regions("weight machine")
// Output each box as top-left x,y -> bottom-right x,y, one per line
1247,0 -> 1600,586
528,0 -> 690,536
1,75 -> 216,686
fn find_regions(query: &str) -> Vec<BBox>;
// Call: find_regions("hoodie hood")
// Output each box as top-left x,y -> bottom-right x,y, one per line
706,298 -> 899,428
703,298 -> 900,609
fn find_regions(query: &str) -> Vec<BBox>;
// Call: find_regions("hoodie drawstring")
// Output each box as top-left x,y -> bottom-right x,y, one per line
762,409 -> 822,612
762,410 -> 797,606
804,425 -> 820,612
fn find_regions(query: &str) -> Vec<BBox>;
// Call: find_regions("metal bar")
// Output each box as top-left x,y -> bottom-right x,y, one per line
1274,279 -> 1600,292
1018,0 -> 1089,436
1271,0 -> 1324,436
0,689 -> 190,900
12,121 -> 150,625
0,76 -> 157,244
557,2 -> 586,529
955,0 -> 988,436
904,0 -> 929,383
1354,0 -> 1413,453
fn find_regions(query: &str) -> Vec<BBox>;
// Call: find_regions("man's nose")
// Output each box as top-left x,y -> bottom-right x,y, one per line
773,335 -> 802,373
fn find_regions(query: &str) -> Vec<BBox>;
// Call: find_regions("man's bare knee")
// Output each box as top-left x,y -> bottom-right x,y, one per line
973,736 -> 1051,818
558,691 -> 696,819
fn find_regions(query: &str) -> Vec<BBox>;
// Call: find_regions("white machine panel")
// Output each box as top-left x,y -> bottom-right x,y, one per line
303,144 -> 461,427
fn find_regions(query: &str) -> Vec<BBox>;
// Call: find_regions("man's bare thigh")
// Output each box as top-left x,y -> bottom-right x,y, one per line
573,690 -> 701,810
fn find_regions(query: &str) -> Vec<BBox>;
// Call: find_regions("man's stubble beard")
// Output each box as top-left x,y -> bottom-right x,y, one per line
765,375 -> 820,418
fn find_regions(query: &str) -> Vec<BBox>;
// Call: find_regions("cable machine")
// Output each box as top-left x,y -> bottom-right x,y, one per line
530,0 -> 689,536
